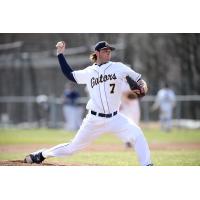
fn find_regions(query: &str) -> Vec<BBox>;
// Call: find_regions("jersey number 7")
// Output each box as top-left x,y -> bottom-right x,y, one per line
110,84 -> 115,94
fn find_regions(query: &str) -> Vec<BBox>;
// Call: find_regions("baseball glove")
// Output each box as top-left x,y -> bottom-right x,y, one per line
126,76 -> 146,98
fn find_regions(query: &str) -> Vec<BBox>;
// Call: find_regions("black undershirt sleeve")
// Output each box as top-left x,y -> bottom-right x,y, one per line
57,54 -> 77,83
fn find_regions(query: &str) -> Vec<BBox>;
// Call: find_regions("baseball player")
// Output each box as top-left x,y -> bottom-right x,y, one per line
120,81 -> 141,148
152,83 -> 176,132
24,41 -> 153,166
120,81 -> 141,125
62,82 -> 81,131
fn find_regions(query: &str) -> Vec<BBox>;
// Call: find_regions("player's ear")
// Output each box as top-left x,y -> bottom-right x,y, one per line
95,50 -> 99,56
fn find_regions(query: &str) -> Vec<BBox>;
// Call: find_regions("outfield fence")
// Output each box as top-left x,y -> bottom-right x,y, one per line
0,95 -> 200,128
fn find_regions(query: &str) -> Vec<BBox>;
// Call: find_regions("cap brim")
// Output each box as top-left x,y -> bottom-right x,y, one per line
110,47 -> 115,51
101,46 -> 115,51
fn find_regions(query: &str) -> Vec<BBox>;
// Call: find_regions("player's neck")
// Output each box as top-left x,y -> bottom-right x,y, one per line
96,60 -> 109,66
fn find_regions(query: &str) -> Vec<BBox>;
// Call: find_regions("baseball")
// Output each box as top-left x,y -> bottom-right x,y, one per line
142,80 -> 148,94
56,41 -> 65,48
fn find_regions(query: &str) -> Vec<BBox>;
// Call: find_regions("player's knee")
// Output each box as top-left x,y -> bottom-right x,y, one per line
133,126 -> 144,141
68,142 -> 87,154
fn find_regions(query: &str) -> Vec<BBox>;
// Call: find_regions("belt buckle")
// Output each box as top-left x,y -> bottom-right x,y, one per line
106,114 -> 112,118
98,113 -> 105,117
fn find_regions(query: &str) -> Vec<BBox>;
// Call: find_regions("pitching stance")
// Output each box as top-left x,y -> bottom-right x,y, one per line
24,41 -> 153,166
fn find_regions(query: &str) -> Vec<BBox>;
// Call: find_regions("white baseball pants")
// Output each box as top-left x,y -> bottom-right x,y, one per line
42,112 -> 152,166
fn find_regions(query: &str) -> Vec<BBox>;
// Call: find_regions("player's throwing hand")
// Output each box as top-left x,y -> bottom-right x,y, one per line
56,41 -> 66,55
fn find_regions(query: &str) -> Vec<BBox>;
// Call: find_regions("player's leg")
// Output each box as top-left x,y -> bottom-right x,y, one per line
76,106 -> 84,129
24,113 -> 105,163
166,110 -> 173,132
43,114 -> 106,157
65,106 -> 76,131
62,105 -> 69,130
121,100 -> 141,148
109,113 -> 152,166
160,112 -> 166,131
68,106 -> 78,131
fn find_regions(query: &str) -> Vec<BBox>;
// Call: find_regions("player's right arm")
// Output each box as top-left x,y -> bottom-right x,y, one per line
56,41 -> 77,83
56,41 -> 90,85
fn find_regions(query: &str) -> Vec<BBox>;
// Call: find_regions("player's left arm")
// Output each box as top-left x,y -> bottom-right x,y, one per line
124,64 -> 148,97
126,76 -> 148,98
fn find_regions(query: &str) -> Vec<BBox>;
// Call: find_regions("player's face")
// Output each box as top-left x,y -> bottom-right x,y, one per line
97,48 -> 112,63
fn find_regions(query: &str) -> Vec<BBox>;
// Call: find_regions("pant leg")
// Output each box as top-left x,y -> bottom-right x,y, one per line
62,105 -> 69,130
76,106 -> 84,129
109,113 -> 152,166
68,106 -> 78,131
42,113 -> 105,158
167,109 -> 173,130
160,110 -> 172,132
160,111 -> 168,131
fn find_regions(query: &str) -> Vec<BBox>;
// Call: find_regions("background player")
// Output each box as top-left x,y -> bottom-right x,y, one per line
120,81 -> 141,125
120,81 -> 141,147
24,41 -> 153,166
62,82 -> 82,131
152,82 -> 176,132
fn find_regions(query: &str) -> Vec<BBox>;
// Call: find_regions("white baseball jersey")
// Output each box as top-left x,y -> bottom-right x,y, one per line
72,61 -> 141,113
156,88 -> 176,113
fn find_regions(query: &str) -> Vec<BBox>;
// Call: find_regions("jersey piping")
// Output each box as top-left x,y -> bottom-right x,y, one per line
103,63 -> 113,113
92,69 -> 106,113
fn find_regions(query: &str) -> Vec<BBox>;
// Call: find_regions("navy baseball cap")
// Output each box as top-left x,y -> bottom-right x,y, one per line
94,41 -> 115,51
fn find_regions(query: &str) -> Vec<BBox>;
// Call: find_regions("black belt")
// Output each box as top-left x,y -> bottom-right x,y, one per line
91,110 -> 117,118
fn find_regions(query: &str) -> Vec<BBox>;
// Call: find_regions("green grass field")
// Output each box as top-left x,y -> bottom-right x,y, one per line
0,127 -> 200,166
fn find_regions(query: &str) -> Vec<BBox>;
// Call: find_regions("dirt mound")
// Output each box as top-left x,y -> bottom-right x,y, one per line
0,160 -> 98,166
0,160 -> 61,166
